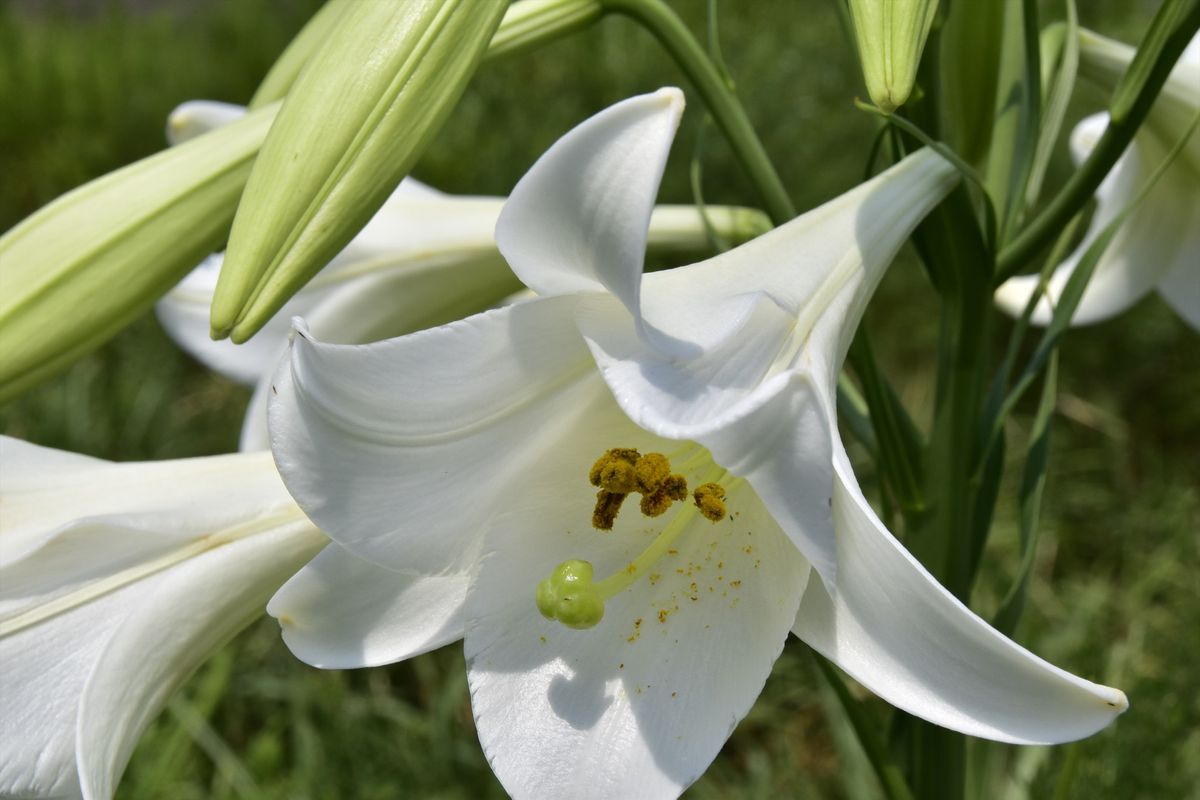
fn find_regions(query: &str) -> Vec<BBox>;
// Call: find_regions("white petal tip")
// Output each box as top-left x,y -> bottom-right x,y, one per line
165,100 -> 247,145
993,275 -> 1048,323
289,317 -> 312,338
651,86 -> 685,110
1069,113 -> 1110,162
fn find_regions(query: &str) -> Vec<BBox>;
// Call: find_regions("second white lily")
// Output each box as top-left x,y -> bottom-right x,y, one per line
0,438 -> 326,799
995,32 -> 1199,329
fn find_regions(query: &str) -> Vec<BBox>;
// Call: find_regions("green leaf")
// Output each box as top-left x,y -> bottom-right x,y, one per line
484,0 -> 603,61
983,109 -> 1198,460
992,351 -> 1057,636
848,328 -> 927,520
1108,0 -> 1199,124
984,0 -> 1033,230
813,653 -> 916,800
1023,1 -> 1079,211
995,0 -> 1200,279
991,0 -> 1043,244
939,0 -> 1005,165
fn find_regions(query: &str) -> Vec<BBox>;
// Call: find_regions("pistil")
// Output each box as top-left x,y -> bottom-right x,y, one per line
537,450 -> 733,630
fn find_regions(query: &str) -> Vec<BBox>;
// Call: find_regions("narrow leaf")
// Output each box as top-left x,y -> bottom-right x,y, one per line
992,351 -> 1058,636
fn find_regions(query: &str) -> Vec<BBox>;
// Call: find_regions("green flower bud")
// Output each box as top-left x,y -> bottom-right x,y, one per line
485,0 -> 602,62
0,104 -> 277,403
847,0 -> 940,113
248,0 -> 356,110
251,0 -> 601,110
211,0 -> 508,344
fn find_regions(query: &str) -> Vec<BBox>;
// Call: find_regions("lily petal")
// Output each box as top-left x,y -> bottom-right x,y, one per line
236,252 -> 521,450
495,88 -> 683,321
77,518 -> 324,800
157,176 -> 514,386
792,440 -> 1127,745
578,150 -> 957,581
267,543 -> 468,669
582,149 -> 957,430
0,437 -> 324,799
464,389 -> 809,799
165,99 -> 246,145
0,438 -> 290,581
1156,249 -> 1200,329
0,571 -> 120,798
269,296 -> 598,574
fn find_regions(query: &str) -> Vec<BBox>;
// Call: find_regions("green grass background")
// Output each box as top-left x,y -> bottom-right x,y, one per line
1,1 -> 1196,797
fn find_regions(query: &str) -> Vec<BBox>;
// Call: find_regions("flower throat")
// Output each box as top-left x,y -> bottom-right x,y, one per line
536,447 -> 730,630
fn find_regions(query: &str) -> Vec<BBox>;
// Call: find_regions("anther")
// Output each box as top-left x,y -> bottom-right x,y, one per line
592,489 -> 627,530
639,473 -> 688,517
633,453 -> 670,493
542,458 -> 736,629
589,448 -> 641,493
693,483 -> 727,522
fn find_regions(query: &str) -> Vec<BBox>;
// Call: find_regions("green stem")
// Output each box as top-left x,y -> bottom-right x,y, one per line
813,654 -> 917,800
599,0 -> 796,224
996,0 -> 1200,281
848,329 -> 926,523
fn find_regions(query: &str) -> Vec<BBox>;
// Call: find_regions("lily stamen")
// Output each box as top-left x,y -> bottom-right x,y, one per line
538,463 -> 733,629
587,447 -> 689,530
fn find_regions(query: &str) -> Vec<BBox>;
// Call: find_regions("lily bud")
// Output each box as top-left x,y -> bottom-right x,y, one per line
847,0 -> 940,113
248,0 -> 356,110
211,1 -> 508,344
0,103 -> 277,404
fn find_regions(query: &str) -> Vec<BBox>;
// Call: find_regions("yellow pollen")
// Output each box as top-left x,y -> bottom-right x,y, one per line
589,448 -> 641,493
589,448 -> 692,529
693,483 -> 727,522
592,490 -> 627,530
634,453 -> 670,493
539,449 -> 743,630
639,473 -> 688,517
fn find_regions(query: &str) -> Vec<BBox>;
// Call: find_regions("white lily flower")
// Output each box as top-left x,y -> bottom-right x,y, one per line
0,437 -> 326,799
157,102 -> 770,388
995,32 -> 1200,329
267,89 -> 1126,798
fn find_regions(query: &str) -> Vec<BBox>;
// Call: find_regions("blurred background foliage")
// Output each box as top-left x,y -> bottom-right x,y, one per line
1,0 -> 1196,798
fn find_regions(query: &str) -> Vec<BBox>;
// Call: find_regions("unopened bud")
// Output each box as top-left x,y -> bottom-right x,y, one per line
847,0 -> 940,113
0,104 -> 277,402
211,0 -> 508,343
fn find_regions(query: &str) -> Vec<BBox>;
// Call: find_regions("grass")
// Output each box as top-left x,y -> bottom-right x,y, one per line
1,0 -> 1196,797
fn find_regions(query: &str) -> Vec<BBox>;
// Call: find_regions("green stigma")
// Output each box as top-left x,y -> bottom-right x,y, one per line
536,559 -> 605,629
